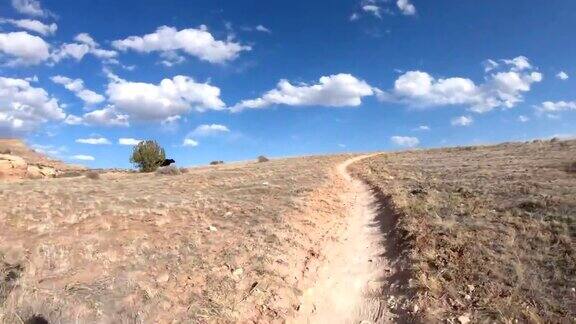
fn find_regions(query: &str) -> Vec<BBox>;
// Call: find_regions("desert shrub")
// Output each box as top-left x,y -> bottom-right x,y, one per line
156,165 -> 181,175
210,160 -> 224,165
56,171 -> 83,178
130,140 -> 165,172
566,161 -> 576,173
257,155 -> 269,163
85,171 -> 100,180
179,167 -> 189,173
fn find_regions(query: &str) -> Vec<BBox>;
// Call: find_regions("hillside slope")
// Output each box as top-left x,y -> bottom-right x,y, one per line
350,139 -> 576,322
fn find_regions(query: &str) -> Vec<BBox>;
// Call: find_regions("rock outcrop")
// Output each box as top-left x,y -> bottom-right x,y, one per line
0,139 -> 85,180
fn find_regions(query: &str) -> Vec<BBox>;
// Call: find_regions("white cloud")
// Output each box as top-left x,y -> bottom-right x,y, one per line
0,31 -> 50,65
502,56 -> 531,71
191,123 -> 230,137
112,25 -> 251,64
71,154 -> 95,161
75,137 -> 111,145
397,0 -> 416,15
231,73 -> 374,112
350,13 -> 360,21
11,0 -> 52,17
51,33 -> 118,63
0,18 -> 57,36
255,25 -> 271,33
536,101 -> 576,113
106,75 -> 225,120
451,115 -> 473,126
182,138 -> 199,147
391,135 -> 419,147
362,5 -> 382,18
51,75 -> 105,105
483,59 -> 499,72
0,76 -> 65,135
556,71 -> 569,80
377,56 -> 542,113
65,106 -> 129,127
415,125 -> 430,131
518,115 -> 529,122
118,138 -> 142,145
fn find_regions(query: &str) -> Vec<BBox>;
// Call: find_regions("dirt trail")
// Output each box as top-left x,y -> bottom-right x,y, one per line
291,154 -> 402,323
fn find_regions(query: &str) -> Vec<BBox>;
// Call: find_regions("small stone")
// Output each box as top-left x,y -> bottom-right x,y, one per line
458,314 -> 471,324
156,273 -> 170,283
232,268 -> 244,277
209,225 -> 217,232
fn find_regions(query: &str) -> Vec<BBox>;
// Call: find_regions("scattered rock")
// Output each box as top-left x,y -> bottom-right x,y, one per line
156,272 -> 170,284
209,225 -> 218,232
458,314 -> 471,324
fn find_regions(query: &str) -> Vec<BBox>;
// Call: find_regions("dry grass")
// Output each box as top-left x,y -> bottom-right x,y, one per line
350,139 -> 576,322
0,155 -> 350,323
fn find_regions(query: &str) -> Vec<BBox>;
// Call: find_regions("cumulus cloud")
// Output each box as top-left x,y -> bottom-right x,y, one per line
0,18 -> 57,36
118,138 -> 142,145
415,125 -> 430,131
182,138 -> 199,147
255,25 -> 271,33
451,115 -> 473,126
231,73 -> 374,112
536,101 -> 576,113
397,0 -> 416,15
0,76 -> 65,135
65,106 -> 129,127
51,75 -> 105,105
362,5 -> 382,18
11,0 -> 52,17
391,135 -> 419,147
112,25 -> 251,64
191,123 -> 230,136
556,71 -> 569,80
518,115 -> 529,122
75,137 -> 111,145
377,56 -> 542,113
0,31 -> 50,65
51,33 -> 118,63
106,75 -> 225,120
71,154 -> 94,161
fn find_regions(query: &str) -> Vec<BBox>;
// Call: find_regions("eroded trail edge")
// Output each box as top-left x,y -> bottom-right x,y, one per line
291,154 -> 410,324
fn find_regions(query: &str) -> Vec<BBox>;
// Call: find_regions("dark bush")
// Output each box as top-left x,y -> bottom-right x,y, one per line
257,155 -> 269,163
85,171 -> 100,180
130,140 -> 166,172
210,160 -> 224,165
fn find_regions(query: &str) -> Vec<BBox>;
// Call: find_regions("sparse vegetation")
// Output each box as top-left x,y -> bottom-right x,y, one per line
257,155 -> 270,163
85,171 -> 100,180
155,165 -> 181,175
210,160 -> 224,165
0,154 -> 349,322
567,161 -> 576,173
350,139 -> 576,322
130,140 -> 166,172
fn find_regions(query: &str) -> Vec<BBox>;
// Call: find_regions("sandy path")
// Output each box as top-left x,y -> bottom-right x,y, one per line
291,154 -> 398,323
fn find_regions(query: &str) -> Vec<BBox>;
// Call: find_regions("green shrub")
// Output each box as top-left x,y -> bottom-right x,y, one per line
130,140 -> 166,172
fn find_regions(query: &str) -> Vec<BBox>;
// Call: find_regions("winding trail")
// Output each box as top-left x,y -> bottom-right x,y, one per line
291,154 -> 402,323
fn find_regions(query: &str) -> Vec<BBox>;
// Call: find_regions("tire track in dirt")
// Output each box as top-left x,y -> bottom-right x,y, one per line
290,154 -> 407,323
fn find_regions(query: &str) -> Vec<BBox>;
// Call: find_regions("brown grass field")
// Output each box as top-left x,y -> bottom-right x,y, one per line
1,139 -> 575,323
0,155 -> 352,323
350,139 -> 576,322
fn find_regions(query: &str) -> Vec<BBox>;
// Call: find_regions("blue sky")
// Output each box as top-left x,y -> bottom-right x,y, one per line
0,0 -> 575,168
